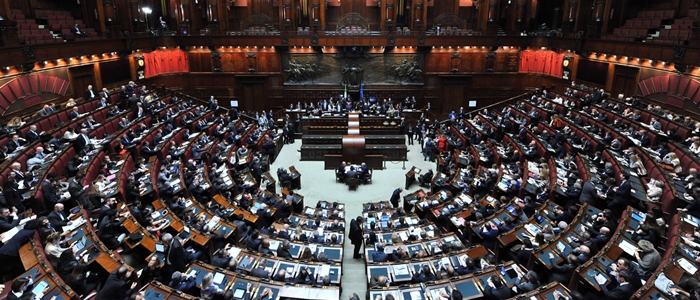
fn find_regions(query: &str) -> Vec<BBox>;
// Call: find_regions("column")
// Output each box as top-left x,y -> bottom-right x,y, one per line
308,0 -> 325,31
279,0 -> 295,31
410,0 -> 427,31
381,0 -> 397,31
178,0 -> 192,32
561,0 -> 579,34
207,0 -> 221,30
129,0 -> 143,31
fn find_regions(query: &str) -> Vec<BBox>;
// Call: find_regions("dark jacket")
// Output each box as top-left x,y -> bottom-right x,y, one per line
96,269 -> 135,300
349,219 -> 363,245
600,282 -> 636,300
166,239 -> 187,274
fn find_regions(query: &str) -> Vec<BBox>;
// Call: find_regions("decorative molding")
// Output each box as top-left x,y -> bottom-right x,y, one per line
674,47 -> 686,60
311,36 -> 319,44
23,46 -> 35,59
281,36 -> 289,44
388,37 -> 395,44
246,52 -> 257,58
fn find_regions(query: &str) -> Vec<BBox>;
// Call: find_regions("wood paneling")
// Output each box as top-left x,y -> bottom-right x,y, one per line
188,52 -> 213,72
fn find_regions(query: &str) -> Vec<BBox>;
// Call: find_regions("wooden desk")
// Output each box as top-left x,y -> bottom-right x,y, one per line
289,165 -> 301,189
185,261 -> 237,291
405,166 -> 421,189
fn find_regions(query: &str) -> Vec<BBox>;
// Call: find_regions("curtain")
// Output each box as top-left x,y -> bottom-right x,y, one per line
519,50 -> 565,78
144,49 -> 189,78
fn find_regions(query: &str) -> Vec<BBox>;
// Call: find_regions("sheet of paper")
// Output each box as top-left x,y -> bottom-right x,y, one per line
213,272 -> 225,285
618,240 -> 637,256
319,265 -> 331,277
393,264 -> 409,276
0,227 -> 19,243
227,247 -> 242,259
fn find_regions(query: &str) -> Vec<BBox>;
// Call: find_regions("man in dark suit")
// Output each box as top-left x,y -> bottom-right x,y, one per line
372,244 -> 389,262
47,203 -> 71,232
68,174 -> 92,210
607,258 -> 643,291
349,216 -> 364,259
483,276 -> 512,300
579,180 -> 598,205
162,233 -> 187,280
609,173 -> 631,216
96,266 -> 137,299
97,97 -> 109,108
276,224 -> 291,240
251,262 -> 271,279
276,240 -> 293,259
72,23 -> 88,37
42,174 -> 64,209
69,107 -> 81,120
100,88 -> 110,101
84,84 -> 96,100
25,125 -> 41,143
140,141 -> 158,157
549,252 -> 578,284
7,135 -> 25,153
345,166 -> 358,181
0,207 -> 20,233
74,128 -> 92,152
389,187 -> 402,208
596,270 -> 635,300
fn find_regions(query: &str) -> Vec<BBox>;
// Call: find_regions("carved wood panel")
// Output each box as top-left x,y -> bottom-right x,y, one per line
494,52 -> 519,72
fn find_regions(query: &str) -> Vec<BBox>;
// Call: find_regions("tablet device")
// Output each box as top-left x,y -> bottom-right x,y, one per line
155,244 -> 165,253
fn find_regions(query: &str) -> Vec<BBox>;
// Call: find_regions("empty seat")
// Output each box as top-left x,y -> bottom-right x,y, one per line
663,10 -> 674,18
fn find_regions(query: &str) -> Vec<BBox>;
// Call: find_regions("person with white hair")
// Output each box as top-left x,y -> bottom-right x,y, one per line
635,239 -> 661,279
200,272 -> 224,299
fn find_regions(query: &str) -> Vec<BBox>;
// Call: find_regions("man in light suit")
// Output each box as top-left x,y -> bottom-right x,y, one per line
162,233 -> 187,281
37,104 -> 52,117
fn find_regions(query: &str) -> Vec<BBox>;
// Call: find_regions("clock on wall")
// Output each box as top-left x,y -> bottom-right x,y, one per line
562,57 -> 572,80
136,56 -> 145,79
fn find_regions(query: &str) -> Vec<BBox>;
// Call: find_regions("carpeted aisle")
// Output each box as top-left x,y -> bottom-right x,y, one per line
270,137 -> 434,299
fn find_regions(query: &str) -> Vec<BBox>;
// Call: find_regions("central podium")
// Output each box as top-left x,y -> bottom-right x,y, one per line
299,113 -> 407,168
